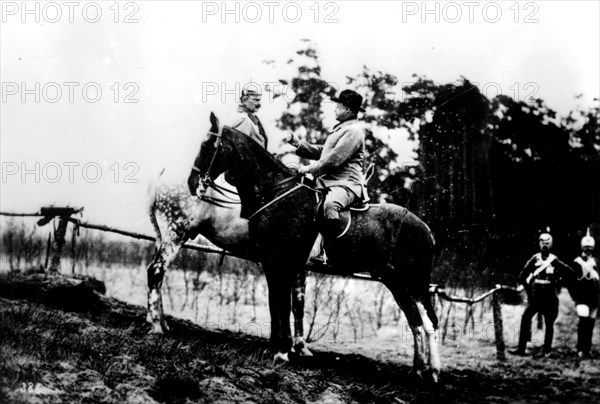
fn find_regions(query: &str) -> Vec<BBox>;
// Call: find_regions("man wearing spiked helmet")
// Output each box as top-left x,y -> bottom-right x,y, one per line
570,228 -> 599,358
510,229 -> 574,357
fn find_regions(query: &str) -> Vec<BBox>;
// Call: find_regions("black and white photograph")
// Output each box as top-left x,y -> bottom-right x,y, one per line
1,1 -> 599,402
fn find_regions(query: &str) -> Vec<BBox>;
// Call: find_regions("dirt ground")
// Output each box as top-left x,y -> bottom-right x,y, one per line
0,272 -> 599,404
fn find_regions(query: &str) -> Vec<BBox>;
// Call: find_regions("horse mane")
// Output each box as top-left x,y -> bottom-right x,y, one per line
222,125 -> 295,176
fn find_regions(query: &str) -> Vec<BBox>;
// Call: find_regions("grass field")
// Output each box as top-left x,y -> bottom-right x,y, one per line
1,270 -> 599,403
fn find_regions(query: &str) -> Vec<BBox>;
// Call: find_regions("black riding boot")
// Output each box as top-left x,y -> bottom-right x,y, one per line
311,217 -> 346,265
510,313 -> 532,356
577,317 -> 596,356
577,317 -> 587,354
543,322 -> 555,354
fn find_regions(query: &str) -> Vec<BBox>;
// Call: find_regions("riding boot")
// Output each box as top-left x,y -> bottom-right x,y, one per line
309,233 -> 328,265
577,317 -> 595,356
510,328 -> 528,355
510,307 -> 534,356
543,324 -> 554,354
586,317 -> 596,354
524,320 -> 532,343
577,317 -> 587,354
312,214 -> 347,265
510,325 -> 530,356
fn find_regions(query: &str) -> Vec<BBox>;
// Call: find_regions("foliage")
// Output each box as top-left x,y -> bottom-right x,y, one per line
0,220 -> 259,278
271,39 -> 337,145
271,40 -> 599,287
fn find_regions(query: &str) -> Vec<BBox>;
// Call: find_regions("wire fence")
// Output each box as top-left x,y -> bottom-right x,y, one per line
1,207 -> 524,360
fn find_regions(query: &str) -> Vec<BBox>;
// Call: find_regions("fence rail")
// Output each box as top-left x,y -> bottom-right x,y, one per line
1,208 -> 522,360
0,210 -> 237,257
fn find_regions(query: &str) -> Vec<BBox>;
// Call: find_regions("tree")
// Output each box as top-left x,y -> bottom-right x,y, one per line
270,39 -> 336,152
347,67 -> 413,206
398,77 -> 495,239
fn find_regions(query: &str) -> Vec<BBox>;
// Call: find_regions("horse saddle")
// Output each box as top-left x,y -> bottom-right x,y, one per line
315,199 -> 370,239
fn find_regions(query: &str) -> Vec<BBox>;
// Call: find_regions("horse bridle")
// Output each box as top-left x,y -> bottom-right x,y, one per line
192,126 -> 240,208
193,125 -> 321,218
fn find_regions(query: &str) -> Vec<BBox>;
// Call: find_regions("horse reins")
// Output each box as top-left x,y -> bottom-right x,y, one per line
248,175 -> 320,221
197,126 -> 321,217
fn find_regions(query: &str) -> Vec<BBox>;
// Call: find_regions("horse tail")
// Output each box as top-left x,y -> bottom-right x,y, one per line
147,168 -> 166,249
422,287 -> 439,330
418,219 -> 439,330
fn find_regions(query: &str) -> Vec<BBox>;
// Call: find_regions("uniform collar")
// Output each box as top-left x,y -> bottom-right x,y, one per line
237,105 -> 257,115
331,118 -> 358,132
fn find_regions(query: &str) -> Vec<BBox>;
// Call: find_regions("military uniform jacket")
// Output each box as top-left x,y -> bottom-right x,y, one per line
519,253 -> 573,295
296,119 -> 365,198
230,107 -> 268,149
571,255 -> 600,309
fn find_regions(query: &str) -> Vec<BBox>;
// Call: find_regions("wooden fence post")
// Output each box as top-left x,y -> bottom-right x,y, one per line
48,216 -> 70,274
492,291 -> 506,360
44,231 -> 52,269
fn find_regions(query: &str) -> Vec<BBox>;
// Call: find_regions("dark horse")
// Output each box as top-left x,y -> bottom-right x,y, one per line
188,114 -> 441,380
145,171 -> 312,356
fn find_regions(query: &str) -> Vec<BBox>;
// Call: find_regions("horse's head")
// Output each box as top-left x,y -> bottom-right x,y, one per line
187,112 -> 231,196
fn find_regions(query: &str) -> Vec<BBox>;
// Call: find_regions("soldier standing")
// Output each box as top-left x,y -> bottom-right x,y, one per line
510,230 -> 574,357
570,228 -> 599,358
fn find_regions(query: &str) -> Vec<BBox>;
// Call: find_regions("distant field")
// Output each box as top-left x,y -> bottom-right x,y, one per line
2,259 -> 596,359
1,272 -> 599,403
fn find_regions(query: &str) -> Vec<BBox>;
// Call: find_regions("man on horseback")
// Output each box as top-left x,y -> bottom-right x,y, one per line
510,230 -> 574,357
230,87 -> 268,149
287,89 -> 367,264
190,109 -> 441,380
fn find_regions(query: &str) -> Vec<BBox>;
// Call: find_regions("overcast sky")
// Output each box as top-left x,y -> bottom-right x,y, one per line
1,0 -> 599,235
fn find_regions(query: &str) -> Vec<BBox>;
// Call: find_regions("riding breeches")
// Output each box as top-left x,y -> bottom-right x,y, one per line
324,186 -> 356,220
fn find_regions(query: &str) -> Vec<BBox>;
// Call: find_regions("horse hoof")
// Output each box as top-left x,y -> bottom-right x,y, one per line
298,347 -> 313,357
148,322 -> 169,335
273,352 -> 289,364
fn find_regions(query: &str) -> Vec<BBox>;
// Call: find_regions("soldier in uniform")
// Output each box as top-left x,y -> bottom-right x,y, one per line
570,228 -> 599,358
510,230 -> 574,357
287,89 -> 367,264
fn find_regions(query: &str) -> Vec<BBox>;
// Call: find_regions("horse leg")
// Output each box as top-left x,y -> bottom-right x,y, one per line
291,267 -> 313,357
146,237 -> 183,333
382,279 -> 428,379
264,262 -> 293,363
415,298 -> 441,382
